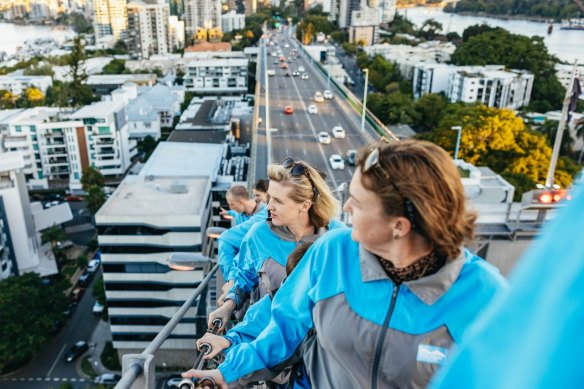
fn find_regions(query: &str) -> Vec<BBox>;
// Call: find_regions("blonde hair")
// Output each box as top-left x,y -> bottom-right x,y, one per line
268,160 -> 339,229
357,139 -> 476,259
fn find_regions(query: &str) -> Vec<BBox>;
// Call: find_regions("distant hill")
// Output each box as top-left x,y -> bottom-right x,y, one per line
444,0 -> 582,20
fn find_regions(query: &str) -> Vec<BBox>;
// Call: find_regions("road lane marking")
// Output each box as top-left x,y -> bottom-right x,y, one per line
47,343 -> 67,377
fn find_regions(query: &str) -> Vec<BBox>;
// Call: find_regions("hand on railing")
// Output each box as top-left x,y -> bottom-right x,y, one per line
208,301 -> 235,332
181,369 -> 227,389
196,333 -> 231,361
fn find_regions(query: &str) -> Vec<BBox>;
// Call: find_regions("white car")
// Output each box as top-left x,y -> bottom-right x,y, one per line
298,66 -> 305,72
318,131 -> 331,144
88,259 -> 100,273
314,91 -> 324,103
329,154 -> 345,170
301,73 -> 309,80
323,90 -> 333,99
95,374 -> 121,385
332,126 -> 346,138
284,43 -> 290,48
93,301 -> 105,315
267,69 -> 275,77
308,104 -> 318,114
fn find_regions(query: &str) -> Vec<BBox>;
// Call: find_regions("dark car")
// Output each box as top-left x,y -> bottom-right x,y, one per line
63,302 -> 78,317
70,287 -> 85,302
346,149 -> 357,166
65,195 -> 84,202
63,341 -> 89,362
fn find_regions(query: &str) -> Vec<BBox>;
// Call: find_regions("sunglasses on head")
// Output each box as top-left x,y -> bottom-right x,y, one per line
361,139 -> 420,234
282,157 -> 319,199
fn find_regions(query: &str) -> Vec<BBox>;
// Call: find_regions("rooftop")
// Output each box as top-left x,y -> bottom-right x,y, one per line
85,74 -> 156,85
184,42 -> 232,53
71,100 -> 126,118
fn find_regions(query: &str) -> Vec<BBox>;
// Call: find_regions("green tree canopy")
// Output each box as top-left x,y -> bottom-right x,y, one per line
450,28 -> 565,111
445,0 -> 580,19
41,224 -> 67,249
81,166 -> 105,191
86,185 -> 106,215
413,93 -> 448,132
417,104 -> 575,196
138,135 -> 159,161
0,273 -> 69,373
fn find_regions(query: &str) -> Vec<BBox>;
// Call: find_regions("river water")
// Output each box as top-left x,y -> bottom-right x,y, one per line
398,7 -> 583,64
0,22 -> 76,57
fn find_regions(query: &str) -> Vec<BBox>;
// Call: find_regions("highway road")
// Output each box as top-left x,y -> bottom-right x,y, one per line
256,29 -> 380,195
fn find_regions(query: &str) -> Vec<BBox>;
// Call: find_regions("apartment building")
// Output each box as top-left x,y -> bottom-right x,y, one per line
126,0 -> 171,60
183,55 -> 248,94
349,5 -> 381,46
169,15 -> 185,51
412,63 -> 452,100
0,152 -> 72,280
221,10 -> 245,33
447,66 -> 534,110
184,0 -> 221,38
0,75 -> 53,96
93,0 -> 128,40
95,142 -> 225,365
70,100 -> 138,190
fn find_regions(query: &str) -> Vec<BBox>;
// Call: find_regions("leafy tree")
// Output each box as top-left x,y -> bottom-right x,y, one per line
77,255 -> 88,268
81,166 -> 105,191
86,185 -> 106,215
417,104 -> 575,196
413,93 -> 447,132
62,37 -> 94,107
461,24 -> 503,42
23,87 -> 45,106
24,62 -> 54,76
92,275 -> 106,305
0,90 -> 16,109
138,135 -> 159,161
419,19 -> 443,40
450,28 -> 565,111
445,0 -> 580,19
331,31 -> 348,43
41,224 -> 67,250
0,273 -> 69,374
368,91 -> 417,125
102,59 -> 126,75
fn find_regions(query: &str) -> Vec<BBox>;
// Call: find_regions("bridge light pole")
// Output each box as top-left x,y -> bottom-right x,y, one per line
360,68 -> 369,134
451,126 -> 462,160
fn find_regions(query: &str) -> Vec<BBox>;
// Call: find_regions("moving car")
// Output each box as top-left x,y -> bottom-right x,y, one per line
346,149 -> 357,166
284,106 -> 294,115
95,373 -> 121,385
332,126 -> 346,138
285,72 -> 291,77
308,104 -> 318,114
280,63 -> 288,69
78,271 -> 91,286
63,341 -> 89,362
298,66 -> 305,72
318,131 -> 331,144
323,90 -> 334,100
330,154 -> 345,170
267,69 -> 276,77
292,71 -> 300,77
314,91 -> 324,103
301,73 -> 309,80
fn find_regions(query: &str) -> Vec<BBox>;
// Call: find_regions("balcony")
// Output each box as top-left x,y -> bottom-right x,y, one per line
46,157 -> 68,166
48,166 -> 69,174
4,135 -> 28,148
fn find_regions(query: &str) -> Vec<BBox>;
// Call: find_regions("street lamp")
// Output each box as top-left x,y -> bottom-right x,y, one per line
360,69 -> 369,133
451,126 -> 462,160
167,253 -> 214,271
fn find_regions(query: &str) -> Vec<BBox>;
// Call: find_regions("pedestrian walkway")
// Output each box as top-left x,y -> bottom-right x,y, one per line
77,319 -> 117,380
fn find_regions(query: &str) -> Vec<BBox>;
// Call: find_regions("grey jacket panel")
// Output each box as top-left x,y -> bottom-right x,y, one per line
307,293 -> 454,389
256,258 -> 286,303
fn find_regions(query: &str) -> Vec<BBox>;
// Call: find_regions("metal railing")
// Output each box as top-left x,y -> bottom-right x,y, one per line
115,262 -> 219,389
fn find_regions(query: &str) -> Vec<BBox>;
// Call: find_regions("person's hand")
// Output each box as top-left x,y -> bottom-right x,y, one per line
181,368 -> 227,389
219,207 -> 229,217
216,290 -> 228,307
208,301 -> 235,332
196,333 -> 231,360
222,280 -> 234,293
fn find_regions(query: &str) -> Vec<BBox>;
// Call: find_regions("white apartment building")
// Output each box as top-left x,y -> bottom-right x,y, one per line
70,100 -> 138,190
555,63 -> 584,92
221,10 -> 245,33
447,66 -> 534,110
126,0 -> 171,60
169,15 -> 186,51
184,0 -> 222,38
368,0 -> 395,23
0,75 -> 53,96
365,41 -> 456,79
93,0 -> 128,40
412,63 -> 453,99
0,152 -> 73,280
349,5 -> 381,46
0,107 -> 85,190
95,142 -> 225,364
183,56 -> 248,94
338,0 -> 362,28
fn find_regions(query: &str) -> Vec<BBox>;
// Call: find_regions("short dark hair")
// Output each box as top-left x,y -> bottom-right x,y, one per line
228,185 -> 249,200
254,179 -> 269,193
286,242 -> 313,275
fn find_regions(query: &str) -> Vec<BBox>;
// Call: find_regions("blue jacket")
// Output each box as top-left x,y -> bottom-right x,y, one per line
218,206 -> 268,280
430,185 -> 584,389
226,219 -> 347,309
219,229 -> 507,387
224,295 -> 272,347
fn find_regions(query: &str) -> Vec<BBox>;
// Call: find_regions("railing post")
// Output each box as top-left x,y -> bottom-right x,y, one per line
119,353 -> 154,389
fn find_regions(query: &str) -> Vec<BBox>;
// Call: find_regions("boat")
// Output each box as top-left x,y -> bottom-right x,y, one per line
560,19 -> 584,30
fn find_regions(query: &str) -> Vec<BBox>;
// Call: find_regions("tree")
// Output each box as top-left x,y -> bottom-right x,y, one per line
64,37 -> 94,107
417,104 -> 575,196
92,275 -> 106,305
0,273 -> 69,374
461,24 -> 503,42
23,87 -> 45,106
537,120 -> 574,157
86,185 -> 106,215
419,19 -> 443,40
138,135 -> 159,161
413,93 -> 447,132
368,91 -> 417,125
450,29 -> 565,110
41,224 -> 67,250
81,166 -> 105,191
0,90 -> 16,109
102,59 -> 126,75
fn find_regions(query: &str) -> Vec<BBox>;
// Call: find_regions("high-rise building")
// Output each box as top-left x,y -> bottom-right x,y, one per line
221,10 -> 245,33
184,0 -> 221,41
126,0 -> 171,59
338,0 -> 361,28
93,0 -> 129,40
169,15 -> 185,51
